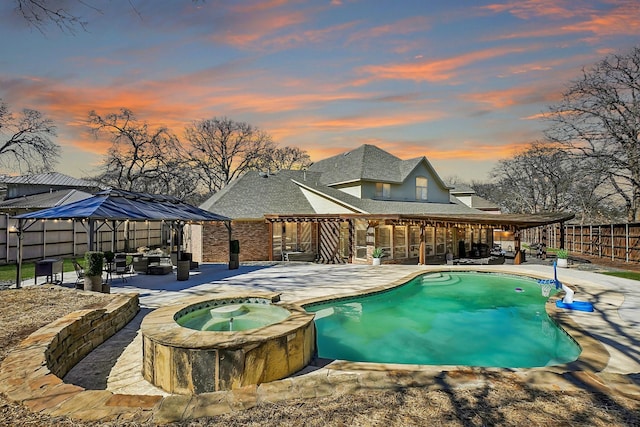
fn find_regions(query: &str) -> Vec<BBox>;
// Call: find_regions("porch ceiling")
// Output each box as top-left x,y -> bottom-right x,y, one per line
264,212 -> 575,230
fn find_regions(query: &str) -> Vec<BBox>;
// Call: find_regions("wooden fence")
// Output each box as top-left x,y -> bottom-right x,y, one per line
0,214 -> 168,264
522,222 -> 640,264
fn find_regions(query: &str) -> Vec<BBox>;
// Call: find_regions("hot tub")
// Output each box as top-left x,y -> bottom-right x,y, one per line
140,292 -> 315,394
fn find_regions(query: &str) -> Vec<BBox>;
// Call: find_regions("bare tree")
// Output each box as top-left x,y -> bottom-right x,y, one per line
0,98 -> 60,173
485,142 -> 575,214
185,117 -> 275,192
261,146 -> 311,172
13,0 -> 204,34
13,0 -> 95,33
88,108 -> 199,201
545,46 -> 640,221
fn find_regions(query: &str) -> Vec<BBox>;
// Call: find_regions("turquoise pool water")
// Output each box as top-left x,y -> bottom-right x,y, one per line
177,303 -> 290,331
306,272 -> 581,368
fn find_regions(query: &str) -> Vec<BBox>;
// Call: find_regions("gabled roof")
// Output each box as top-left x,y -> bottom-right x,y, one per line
1,172 -> 101,188
308,144 -> 449,189
293,176 -> 479,216
199,170 -> 319,219
0,189 -> 93,211
201,168 -> 482,220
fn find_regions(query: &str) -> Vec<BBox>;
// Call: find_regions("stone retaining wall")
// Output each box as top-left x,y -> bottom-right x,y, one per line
46,294 -> 140,377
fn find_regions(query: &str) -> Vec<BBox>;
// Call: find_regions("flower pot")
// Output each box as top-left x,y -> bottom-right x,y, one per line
84,275 -> 103,292
372,258 -> 381,266
557,258 -> 568,268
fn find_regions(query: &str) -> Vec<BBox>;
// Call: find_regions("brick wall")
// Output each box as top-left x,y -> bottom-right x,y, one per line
202,220 -> 270,262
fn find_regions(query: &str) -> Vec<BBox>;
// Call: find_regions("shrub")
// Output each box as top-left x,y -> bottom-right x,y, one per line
84,251 -> 104,276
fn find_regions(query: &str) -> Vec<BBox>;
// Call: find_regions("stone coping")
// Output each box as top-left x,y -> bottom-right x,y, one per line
141,291 -> 315,349
1,269 -> 639,424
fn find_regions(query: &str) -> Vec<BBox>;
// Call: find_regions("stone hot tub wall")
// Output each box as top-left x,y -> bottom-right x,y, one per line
140,292 -> 316,394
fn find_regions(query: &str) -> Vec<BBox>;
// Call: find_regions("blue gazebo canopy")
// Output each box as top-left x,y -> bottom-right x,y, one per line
14,189 -> 230,222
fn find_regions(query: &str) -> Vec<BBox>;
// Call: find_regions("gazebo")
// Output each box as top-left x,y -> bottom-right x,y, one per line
13,189 -> 231,287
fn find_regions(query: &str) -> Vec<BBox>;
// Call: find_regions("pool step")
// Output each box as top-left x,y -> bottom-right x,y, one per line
421,273 -> 461,286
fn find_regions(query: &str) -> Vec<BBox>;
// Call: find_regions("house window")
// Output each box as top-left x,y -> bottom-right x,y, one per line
284,222 -> 297,251
355,219 -> 367,259
375,182 -> 390,199
272,224 -> 283,260
376,226 -> 392,257
394,226 -> 407,258
409,226 -> 420,257
299,222 -> 312,252
416,177 -> 428,200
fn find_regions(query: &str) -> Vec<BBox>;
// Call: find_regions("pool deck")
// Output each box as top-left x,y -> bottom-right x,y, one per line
11,261 -> 640,422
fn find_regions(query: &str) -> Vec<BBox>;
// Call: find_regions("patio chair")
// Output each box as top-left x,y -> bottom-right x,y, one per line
114,258 -> 134,282
73,260 -> 85,289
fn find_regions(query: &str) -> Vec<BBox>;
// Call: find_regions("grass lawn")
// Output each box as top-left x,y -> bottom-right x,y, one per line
0,258 -> 81,282
601,271 -> 640,281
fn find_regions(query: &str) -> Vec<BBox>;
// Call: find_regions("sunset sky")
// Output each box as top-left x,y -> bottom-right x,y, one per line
1,0 -> 639,183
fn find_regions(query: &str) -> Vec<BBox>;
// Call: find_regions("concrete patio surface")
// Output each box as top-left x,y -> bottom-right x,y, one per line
9,260 -> 640,422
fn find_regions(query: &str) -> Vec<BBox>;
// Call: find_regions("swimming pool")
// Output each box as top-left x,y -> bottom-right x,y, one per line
306,271 -> 581,368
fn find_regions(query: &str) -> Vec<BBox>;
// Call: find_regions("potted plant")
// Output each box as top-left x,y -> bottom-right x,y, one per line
84,251 -> 105,292
556,249 -> 569,268
104,250 -> 115,263
372,247 -> 384,265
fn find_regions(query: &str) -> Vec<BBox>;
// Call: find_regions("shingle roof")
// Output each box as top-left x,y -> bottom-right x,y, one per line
309,144 -> 449,189
199,170 -> 319,219
295,177 -> 480,216
201,168 -> 482,219
309,145 -> 401,184
0,172 -> 101,188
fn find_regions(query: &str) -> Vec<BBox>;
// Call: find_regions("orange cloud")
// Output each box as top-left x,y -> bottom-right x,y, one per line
358,46 -> 528,83
347,16 -> 430,44
461,85 -> 557,110
481,0 -> 587,20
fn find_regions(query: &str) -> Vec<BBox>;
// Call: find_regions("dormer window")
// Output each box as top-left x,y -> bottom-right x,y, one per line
416,177 -> 428,200
375,182 -> 390,199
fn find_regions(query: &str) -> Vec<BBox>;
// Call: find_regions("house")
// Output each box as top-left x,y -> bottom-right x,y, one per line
449,184 -> 501,214
0,172 -> 103,216
200,144 -> 572,265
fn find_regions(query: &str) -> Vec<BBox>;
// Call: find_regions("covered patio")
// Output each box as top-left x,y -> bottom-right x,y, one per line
12,189 -> 230,287
264,212 -> 575,265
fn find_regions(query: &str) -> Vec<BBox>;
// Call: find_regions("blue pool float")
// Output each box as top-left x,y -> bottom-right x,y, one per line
555,300 -> 594,312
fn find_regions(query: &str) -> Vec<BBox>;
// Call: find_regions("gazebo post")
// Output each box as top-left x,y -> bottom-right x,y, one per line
15,219 -> 24,289
88,219 -> 96,251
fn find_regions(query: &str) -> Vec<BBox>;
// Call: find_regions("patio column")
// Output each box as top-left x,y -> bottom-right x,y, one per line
419,224 -> 425,265
513,229 -> 522,265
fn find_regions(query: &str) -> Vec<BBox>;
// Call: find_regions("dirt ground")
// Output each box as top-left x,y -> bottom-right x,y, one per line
1,285 -> 639,426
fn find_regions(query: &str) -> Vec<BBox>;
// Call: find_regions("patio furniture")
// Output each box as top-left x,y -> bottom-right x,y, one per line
148,264 -> 173,275
132,256 -> 149,274
72,260 -> 84,289
35,258 -> 63,285
114,258 -> 134,282
284,251 -> 316,262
